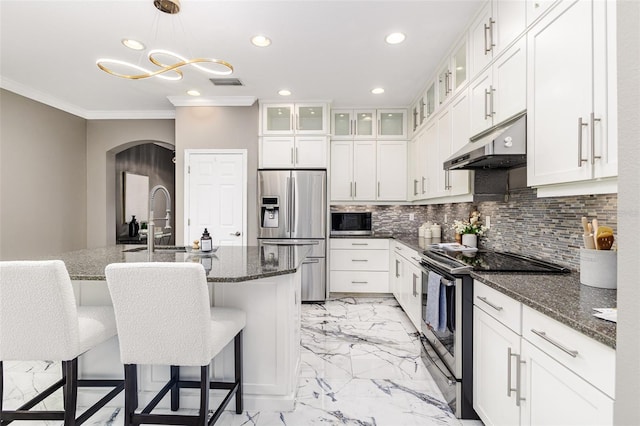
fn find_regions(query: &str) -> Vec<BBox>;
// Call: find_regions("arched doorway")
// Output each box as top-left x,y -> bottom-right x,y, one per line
114,141 -> 175,245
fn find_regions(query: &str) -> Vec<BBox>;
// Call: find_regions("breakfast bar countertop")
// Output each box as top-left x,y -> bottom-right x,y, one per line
42,244 -> 311,283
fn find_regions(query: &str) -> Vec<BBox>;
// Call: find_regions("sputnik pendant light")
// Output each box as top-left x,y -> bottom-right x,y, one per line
96,0 -> 233,80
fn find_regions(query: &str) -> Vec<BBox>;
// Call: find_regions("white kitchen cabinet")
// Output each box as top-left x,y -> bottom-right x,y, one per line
521,340 -> 614,426
438,35 -> 469,107
376,141 -> 407,201
470,0 -> 526,78
329,140 -> 376,201
261,102 -> 328,135
330,140 -> 405,202
260,136 -> 327,169
474,306 -> 522,426
425,81 -> 437,122
330,238 -> 389,293
392,242 -> 422,331
408,125 -> 431,201
376,109 -> 407,139
331,109 -> 376,140
527,0 -> 617,188
448,90 -> 472,197
473,280 -> 615,426
470,37 -> 526,136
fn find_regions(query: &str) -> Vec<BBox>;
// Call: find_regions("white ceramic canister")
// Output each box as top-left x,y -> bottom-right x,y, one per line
430,224 -> 441,238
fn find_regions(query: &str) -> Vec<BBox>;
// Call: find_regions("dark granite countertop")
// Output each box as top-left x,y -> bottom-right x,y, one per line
40,245 -> 311,283
472,271 -> 617,349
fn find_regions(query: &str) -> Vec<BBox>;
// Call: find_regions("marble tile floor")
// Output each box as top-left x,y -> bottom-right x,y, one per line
2,296 -> 483,425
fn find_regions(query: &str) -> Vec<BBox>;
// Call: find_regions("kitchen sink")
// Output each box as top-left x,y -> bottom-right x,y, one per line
123,246 -> 187,253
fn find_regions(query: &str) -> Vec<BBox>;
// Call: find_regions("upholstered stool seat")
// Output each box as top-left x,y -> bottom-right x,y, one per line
105,262 -> 245,426
0,260 -> 124,425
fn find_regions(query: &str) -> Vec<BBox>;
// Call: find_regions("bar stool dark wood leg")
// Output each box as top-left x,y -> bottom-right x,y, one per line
124,364 -> 137,426
199,365 -> 209,425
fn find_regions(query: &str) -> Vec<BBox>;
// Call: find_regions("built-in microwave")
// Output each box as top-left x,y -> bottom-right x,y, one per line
330,212 -> 372,236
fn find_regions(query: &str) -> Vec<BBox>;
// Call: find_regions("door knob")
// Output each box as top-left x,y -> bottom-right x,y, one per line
230,231 -> 241,236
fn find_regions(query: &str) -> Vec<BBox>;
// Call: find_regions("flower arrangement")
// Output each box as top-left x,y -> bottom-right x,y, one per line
452,210 -> 488,236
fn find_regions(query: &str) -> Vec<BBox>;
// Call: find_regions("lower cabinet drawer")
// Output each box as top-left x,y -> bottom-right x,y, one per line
522,305 -> 616,398
330,271 -> 390,293
329,249 -> 389,271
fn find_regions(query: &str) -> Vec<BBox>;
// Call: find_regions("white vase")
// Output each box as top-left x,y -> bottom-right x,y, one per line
461,233 -> 477,248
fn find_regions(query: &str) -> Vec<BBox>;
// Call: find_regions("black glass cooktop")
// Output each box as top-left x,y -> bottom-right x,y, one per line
423,249 -> 571,274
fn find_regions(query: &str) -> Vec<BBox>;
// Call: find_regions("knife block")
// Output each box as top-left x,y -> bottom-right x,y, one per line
580,248 -> 617,289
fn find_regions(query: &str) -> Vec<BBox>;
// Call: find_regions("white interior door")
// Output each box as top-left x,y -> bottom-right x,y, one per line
185,150 -> 247,247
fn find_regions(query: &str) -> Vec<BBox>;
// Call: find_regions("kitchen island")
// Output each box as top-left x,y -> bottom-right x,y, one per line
40,244 -> 310,412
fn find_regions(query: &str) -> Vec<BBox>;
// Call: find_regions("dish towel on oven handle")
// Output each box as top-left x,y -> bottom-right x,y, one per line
426,271 -> 447,332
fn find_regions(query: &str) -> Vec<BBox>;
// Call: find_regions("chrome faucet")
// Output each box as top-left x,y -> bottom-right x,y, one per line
147,185 -> 172,252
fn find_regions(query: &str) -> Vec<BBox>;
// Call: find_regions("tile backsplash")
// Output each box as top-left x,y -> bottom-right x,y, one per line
331,187 -> 617,270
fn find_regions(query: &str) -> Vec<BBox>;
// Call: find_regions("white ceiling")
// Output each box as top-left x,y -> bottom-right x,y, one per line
0,0 -> 481,119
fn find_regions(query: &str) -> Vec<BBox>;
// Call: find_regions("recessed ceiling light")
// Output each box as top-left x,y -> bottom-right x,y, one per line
187,90 -> 200,96
371,87 -> 385,95
122,39 -> 145,51
251,35 -> 271,47
385,32 -> 406,45
278,89 -> 291,96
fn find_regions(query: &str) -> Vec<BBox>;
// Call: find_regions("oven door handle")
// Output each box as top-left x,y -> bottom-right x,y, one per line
421,337 -> 457,386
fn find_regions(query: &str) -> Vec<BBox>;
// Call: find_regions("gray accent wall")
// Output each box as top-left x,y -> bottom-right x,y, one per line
0,89 -> 87,259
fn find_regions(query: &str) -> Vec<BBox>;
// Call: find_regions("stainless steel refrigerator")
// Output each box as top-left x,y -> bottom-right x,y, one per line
258,169 -> 327,302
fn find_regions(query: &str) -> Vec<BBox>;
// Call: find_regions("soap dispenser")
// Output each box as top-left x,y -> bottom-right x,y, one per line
200,228 -> 213,252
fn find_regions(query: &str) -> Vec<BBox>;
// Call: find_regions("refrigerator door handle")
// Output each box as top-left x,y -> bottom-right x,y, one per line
291,176 -> 296,235
285,176 -> 291,233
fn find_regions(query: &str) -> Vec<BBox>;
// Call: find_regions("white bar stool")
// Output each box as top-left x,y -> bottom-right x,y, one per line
0,260 -> 124,425
105,262 -> 245,426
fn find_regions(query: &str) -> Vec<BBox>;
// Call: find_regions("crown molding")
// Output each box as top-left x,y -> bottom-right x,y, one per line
167,96 -> 257,107
1,76 -> 176,120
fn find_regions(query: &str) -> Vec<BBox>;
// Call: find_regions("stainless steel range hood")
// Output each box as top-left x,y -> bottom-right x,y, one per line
444,111 -> 527,171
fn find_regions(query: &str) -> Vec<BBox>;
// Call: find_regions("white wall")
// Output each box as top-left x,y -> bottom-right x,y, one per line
614,0 -> 640,423
86,120 -> 175,248
0,89 -> 87,259
174,104 -> 259,245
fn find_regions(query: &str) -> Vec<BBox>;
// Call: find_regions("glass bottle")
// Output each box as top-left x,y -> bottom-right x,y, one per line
200,228 -> 213,252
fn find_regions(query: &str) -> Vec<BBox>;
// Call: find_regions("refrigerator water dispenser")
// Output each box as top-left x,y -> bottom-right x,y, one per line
261,196 -> 279,228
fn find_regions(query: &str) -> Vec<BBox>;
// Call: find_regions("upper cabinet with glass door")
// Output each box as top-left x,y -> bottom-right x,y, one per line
377,109 -> 407,139
437,35 -> 469,107
260,102 -> 329,135
331,109 -> 376,140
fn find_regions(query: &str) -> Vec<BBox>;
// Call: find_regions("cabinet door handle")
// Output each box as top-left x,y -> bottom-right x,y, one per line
291,113 -> 295,132
477,296 -> 503,311
590,112 -> 602,165
290,148 -> 294,165
351,242 -> 369,246
489,85 -> 495,117
412,273 -> 418,297
350,119 -> 354,136
484,88 -> 492,119
351,281 -> 368,284
531,329 -> 579,357
350,181 -> 353,197
506,348 -> 525,407
395,259 -> 400,277
295,147 -> 299,164
413,179 -> 418,196
295,113 -> 299,131
422,176 -> 426,194
351,259 -> 369,262
377,182 -> 381,198
484,18 -> 496,54
354,182 -> 357,198
577,117 -> 589,167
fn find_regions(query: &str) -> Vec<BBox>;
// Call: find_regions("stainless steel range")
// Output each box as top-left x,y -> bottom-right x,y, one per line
418,246 -> 569,419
